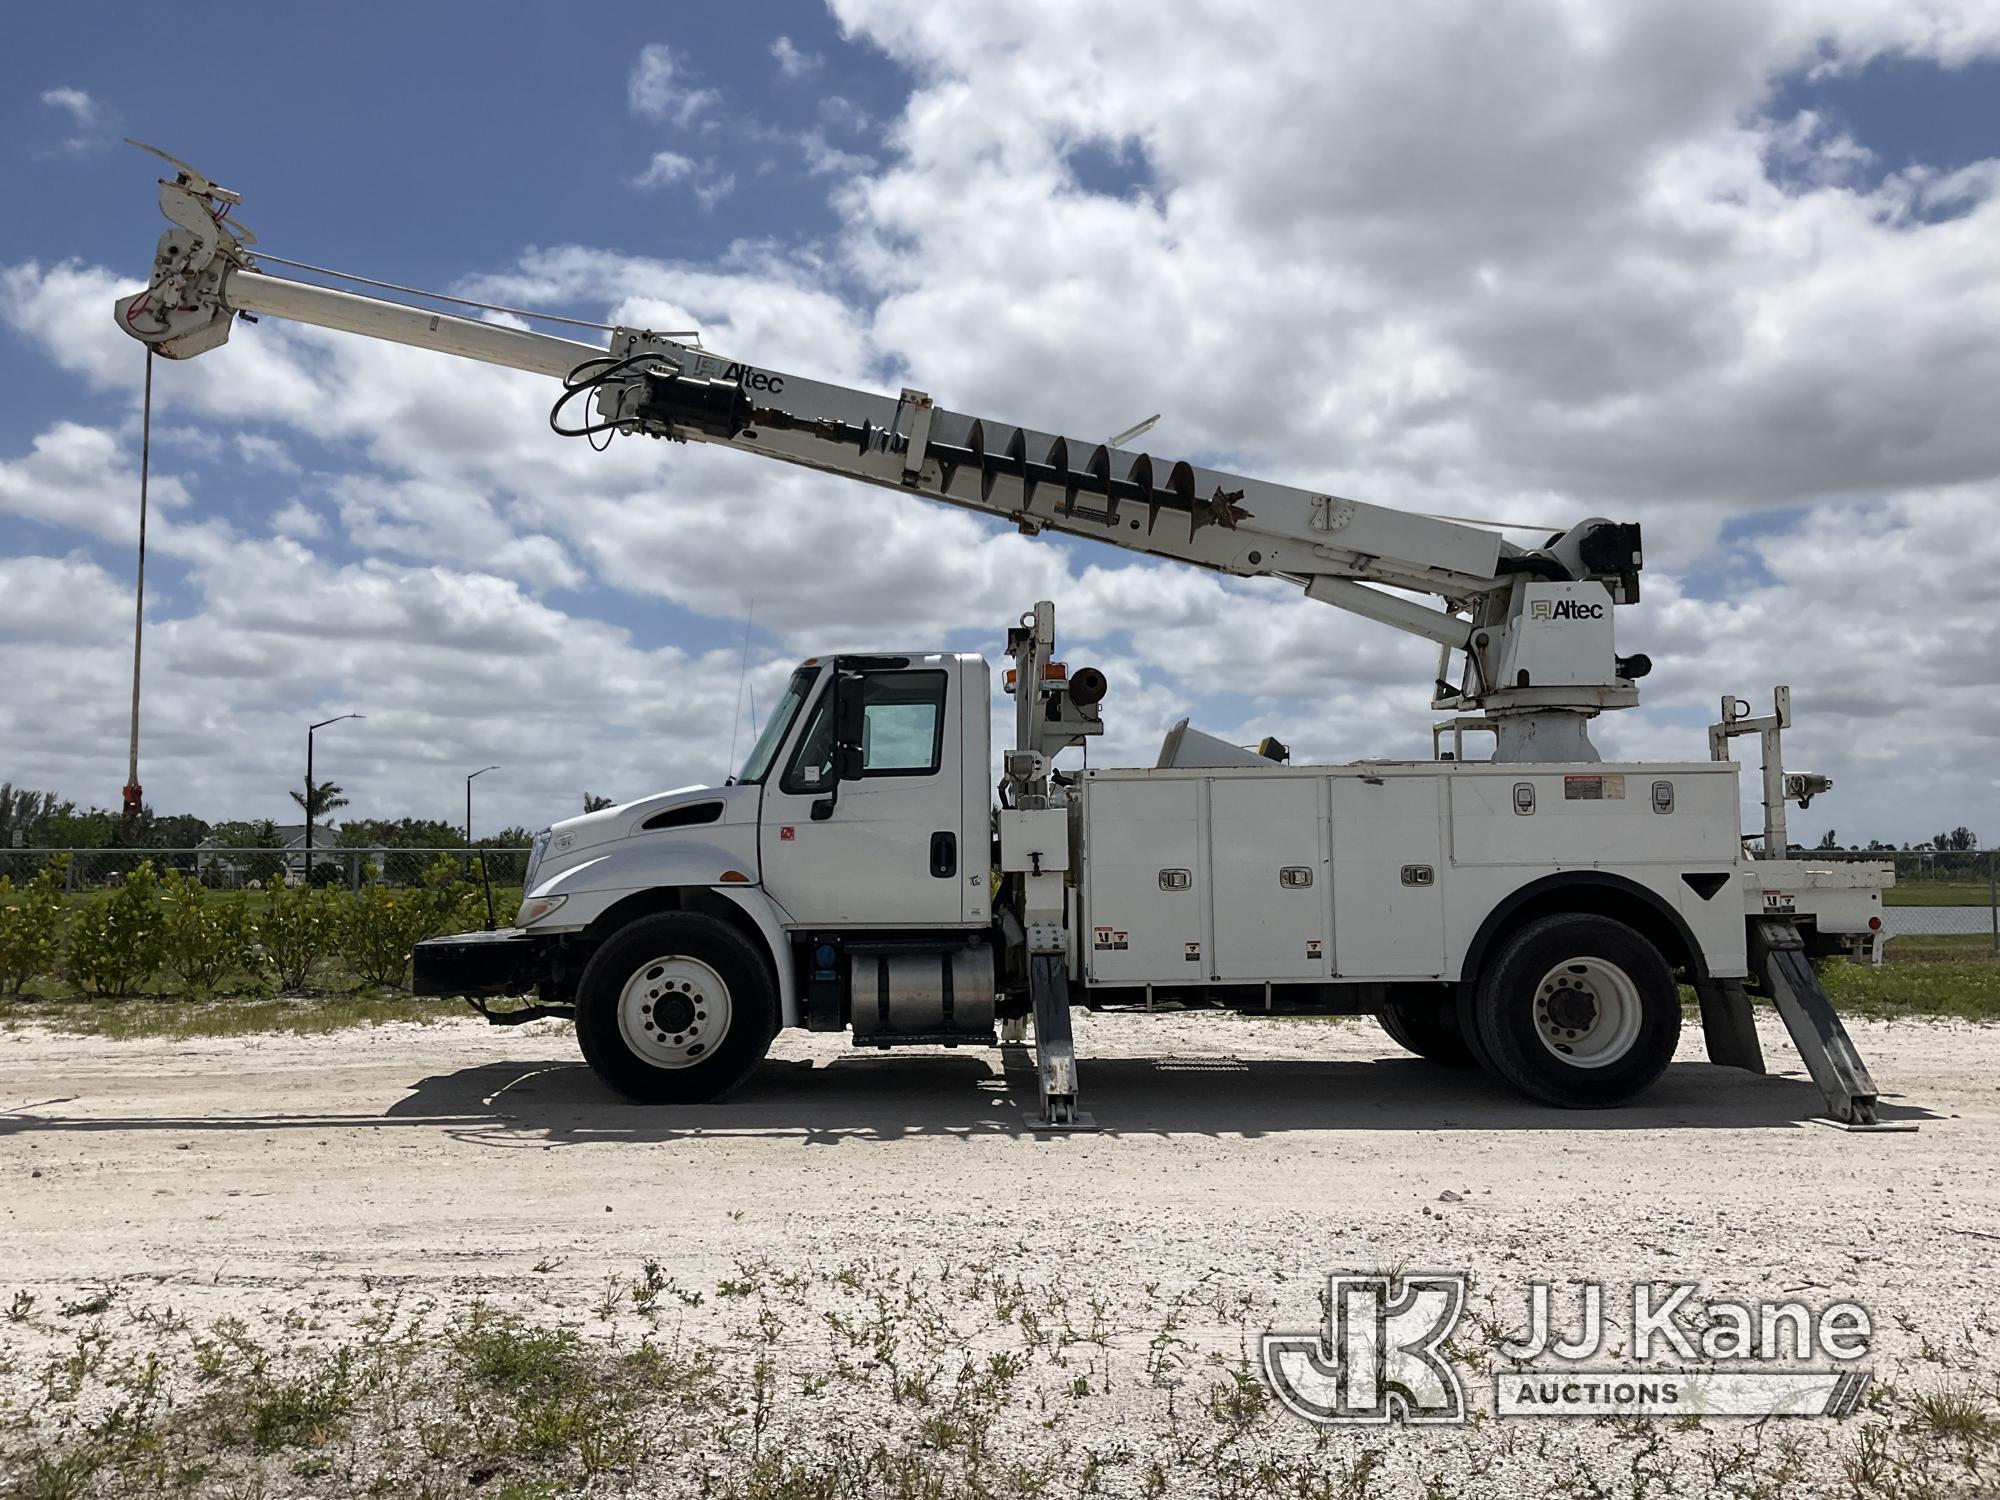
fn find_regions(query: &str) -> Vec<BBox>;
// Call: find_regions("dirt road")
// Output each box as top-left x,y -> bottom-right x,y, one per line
4,1011 -> 1998,1496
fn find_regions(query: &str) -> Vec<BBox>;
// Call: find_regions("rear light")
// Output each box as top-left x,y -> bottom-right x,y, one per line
1868,916 -> 1882,930
1005,663 -> 1069,694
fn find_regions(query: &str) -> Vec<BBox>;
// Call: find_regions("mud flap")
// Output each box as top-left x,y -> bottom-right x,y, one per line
1025,953 -> 1096,1131
1695,977 -> 1765,1074
1748,919 -> 1904,1129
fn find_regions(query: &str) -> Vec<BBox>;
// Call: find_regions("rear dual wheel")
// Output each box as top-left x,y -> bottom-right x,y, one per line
1461,913 -> 1679,1108
1376,992 -> 1474,1067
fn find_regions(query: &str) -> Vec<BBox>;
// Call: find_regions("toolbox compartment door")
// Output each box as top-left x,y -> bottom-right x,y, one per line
1208,776 -> 1330,980
1082,777 -> 1204,984
1329,776 -> 1447,978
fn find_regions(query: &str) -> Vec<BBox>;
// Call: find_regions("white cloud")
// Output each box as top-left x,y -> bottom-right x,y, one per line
801,129 -> 876,177
270,500 -> 326,540
771,36 -> 822,77
628,150 -> 736,211
0,553 -> 130,645
0,422 -> 193,540
630,150 -> 696,189
693,171 -> 737,212
819,95 -> 871,134
234,433 -> 298,473
5,5 -> 2000,843
627,43 -> 719,128
40,86 -> 97,123
39,86 -> 116,154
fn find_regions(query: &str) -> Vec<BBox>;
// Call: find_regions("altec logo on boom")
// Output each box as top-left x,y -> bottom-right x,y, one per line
1261,1274 -> 1874,1424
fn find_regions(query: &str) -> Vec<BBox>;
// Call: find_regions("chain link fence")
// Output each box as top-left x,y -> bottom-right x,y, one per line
0,846 -> 530,893
4,844 -> 1992,949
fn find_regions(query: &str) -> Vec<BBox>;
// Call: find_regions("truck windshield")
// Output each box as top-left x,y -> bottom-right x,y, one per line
734,666 -> 817,785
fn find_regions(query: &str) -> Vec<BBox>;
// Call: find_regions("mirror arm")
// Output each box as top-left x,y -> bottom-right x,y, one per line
811,665 -> 842,821
812,660 -> 865,820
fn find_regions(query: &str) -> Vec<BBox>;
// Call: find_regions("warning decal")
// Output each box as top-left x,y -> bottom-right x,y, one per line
1306,938 -> 1323,960
1184,941 -> 1201,963
1564,773 -> 1626,801
1092,926 -> 1130,951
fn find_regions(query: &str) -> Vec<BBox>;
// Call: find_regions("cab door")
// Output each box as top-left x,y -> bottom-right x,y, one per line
759,659 -> 968,927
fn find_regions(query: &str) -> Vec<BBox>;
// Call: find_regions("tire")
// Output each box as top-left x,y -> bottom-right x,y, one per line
1469,913 -> 1679,1108
574,913 -> 777,1103
1377,992 -> 1475,1067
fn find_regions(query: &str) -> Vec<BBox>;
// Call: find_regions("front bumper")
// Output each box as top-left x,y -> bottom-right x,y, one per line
412,928 -> 548,998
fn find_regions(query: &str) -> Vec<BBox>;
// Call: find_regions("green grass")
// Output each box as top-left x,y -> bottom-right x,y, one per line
1885,933 -> 1996,962
0,992 -> 470,1040
1819,953 -> 2000,1021
1884,881 -> 1994,907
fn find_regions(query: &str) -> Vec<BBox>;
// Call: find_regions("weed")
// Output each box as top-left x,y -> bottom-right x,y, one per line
454,1317 -> 582,1394
245,1355 -> 353,1451
1911,1385 -> 1999,1443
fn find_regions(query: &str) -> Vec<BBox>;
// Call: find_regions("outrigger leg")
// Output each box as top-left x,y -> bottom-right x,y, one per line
1025,953 -> 1095,1131
1748,919 -> 1913,1131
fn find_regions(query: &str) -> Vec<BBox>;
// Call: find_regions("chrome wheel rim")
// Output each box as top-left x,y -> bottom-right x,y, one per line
616,955 -> 731,1070
1531,957 -> 1642,1068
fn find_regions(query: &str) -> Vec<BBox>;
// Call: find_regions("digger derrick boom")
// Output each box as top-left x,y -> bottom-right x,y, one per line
113,149 -> 1649,746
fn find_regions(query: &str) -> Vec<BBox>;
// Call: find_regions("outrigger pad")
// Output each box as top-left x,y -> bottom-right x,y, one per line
1808,1117 -> 1920,1134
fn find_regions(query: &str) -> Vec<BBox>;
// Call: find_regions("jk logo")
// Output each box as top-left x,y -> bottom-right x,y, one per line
1260,1273 -> 1468,1424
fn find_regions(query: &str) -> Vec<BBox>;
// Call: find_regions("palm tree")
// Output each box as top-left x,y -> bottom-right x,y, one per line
291,778 -> 350,825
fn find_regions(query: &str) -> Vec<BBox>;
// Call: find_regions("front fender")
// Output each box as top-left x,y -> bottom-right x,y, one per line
525,843 -> 799,1029
706,884 -> 801,1029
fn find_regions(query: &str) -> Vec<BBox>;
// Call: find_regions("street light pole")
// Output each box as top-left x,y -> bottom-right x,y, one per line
465,765 -> 500,845
305,713 -> 364,874
466,765 -> 500,930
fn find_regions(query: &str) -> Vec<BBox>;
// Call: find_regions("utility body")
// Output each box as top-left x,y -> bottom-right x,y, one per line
112,148 -> 1898,1128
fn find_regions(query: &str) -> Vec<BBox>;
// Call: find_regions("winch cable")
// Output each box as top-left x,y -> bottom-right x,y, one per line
247,250 -> 699,342
123,347 -> 153,823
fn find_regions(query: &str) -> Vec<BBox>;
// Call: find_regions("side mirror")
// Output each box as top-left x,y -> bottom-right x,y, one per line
811,669 -> 866,820
833,674 -> 866,782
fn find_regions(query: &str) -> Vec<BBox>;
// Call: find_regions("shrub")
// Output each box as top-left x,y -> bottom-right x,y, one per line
158,870 -> 258,998
0,855 -> 69,997
64,861 -> 167,997
261,881 -> 340,991
340,857 -> 483,990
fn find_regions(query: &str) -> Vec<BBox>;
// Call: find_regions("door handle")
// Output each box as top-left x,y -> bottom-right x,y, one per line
929,831 -> 957,878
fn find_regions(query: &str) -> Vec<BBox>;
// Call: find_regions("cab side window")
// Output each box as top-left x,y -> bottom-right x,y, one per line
780,670 -> 947,792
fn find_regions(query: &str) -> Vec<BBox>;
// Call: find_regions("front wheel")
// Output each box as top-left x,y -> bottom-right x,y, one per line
574,913 -> 776,1103
1469,913 -> 1679,1108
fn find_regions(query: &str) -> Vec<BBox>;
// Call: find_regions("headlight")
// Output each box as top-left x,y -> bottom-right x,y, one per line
522,827 -> 551,893
516,893 -> 568,927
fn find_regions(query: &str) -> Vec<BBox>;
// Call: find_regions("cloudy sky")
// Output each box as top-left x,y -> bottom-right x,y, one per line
3,1 -> 1997,845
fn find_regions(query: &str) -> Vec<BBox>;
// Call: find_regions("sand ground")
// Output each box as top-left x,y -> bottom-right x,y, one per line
3,1010 -> 1996,1495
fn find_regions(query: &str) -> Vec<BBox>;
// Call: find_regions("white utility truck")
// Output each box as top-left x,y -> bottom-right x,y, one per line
115,148 -> 1894,1129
